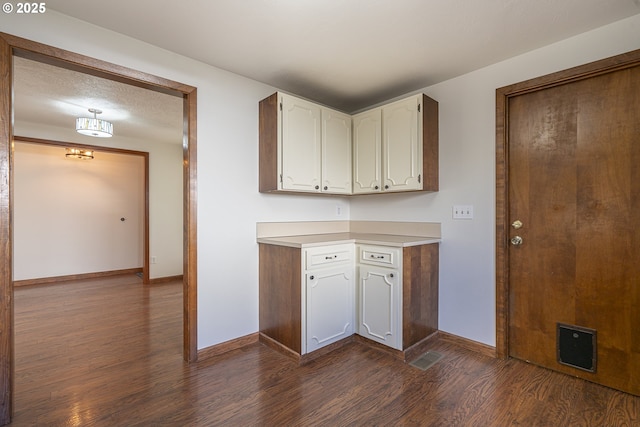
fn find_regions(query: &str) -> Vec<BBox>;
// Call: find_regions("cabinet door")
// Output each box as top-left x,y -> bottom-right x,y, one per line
358,265 -> 401,350
280,93 -> 322,192
306,266 -> 354,353
321,108 -> 352,194
352,108 -> 382,194
382,95 -> 422,192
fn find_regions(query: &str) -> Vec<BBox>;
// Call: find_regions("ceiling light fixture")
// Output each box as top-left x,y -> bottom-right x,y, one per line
76,108 -> 113,138
65,147 -> 94,160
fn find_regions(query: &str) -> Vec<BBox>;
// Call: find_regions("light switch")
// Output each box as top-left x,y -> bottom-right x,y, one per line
453,205 -> 474,219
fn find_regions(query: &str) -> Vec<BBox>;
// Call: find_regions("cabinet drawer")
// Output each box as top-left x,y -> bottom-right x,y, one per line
358,245 -> 400,269
305,244 -> 353,270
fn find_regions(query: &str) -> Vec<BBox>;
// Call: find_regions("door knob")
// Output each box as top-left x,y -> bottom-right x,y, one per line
511,220 -> 523,229
510,236 -> 523,246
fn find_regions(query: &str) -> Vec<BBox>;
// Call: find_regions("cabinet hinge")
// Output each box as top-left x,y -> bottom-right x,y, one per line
418,174 -> 421,183
280,173 -> 283,183
279,102 -> 283,111
418,104 -> 421,113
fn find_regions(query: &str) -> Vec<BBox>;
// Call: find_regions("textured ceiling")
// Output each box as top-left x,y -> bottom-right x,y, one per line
13,57 -> 184,146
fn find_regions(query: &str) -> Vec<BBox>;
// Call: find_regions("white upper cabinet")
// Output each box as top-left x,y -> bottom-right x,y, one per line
280,93 -> 322,192
353,94 -> 428,194
259,92 -> 352,194
352,108 -> 382,193
259,91 -> 438,195
382,95 -> 422,192
321,108 -> 352,194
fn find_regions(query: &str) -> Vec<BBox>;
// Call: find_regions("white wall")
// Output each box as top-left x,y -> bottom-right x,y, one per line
351,14 -> 640,345
13,123 -> 184,280
2,11 -> 639,349
13,142 -> 144,280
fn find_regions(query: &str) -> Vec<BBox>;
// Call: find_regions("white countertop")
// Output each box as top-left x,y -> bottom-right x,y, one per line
257,232 -> 441,248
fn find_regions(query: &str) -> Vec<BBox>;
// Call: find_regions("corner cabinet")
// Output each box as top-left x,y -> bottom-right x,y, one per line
353,94 -> 439,194
259,92 -> 352,194
259,91 -> 438,195
259,240 -> 439,359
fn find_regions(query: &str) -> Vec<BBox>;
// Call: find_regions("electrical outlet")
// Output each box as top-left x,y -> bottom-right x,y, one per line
452,205 -> 474,220
336,204 -> 342,216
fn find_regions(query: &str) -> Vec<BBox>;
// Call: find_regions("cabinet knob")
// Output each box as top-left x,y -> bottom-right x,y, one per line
324,186 -> 328,190
315,185 -> 319,190
374,185 -> 379,190
384,185 -> 389,189
310,275 -> 315,280
389,273 -> 394,278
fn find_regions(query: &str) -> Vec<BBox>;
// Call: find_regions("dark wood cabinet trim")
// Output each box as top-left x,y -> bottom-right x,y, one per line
259,93 -> 279,192
258,244 -> 302,353
421,94 -> 439,192
402,244 -> 439,349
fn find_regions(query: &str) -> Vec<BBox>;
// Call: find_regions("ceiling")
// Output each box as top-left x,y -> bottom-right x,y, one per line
13,0 -> 640,145
13,57 -> 184,146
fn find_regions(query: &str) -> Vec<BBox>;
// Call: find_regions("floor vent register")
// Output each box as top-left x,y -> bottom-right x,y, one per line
409,351 -> 443,371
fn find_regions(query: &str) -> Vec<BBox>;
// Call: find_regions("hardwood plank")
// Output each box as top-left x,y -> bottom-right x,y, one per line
12,274 -> 640,426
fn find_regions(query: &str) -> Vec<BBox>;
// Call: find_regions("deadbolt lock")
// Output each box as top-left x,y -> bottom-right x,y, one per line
511,220 -> 523,229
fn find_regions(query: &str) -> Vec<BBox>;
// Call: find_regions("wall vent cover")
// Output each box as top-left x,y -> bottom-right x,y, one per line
557,323 -> 596,373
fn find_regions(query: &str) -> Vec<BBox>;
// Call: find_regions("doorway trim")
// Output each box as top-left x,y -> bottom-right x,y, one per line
0,32 -> 198,424
495,48 -> 640,358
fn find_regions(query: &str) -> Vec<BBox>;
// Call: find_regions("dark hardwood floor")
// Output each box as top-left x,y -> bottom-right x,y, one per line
12,274 -> 640,426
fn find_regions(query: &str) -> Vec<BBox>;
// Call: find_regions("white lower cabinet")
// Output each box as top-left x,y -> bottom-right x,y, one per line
357,245 -> 402,350
260,239 -> 438,358
303,244 -> 355,354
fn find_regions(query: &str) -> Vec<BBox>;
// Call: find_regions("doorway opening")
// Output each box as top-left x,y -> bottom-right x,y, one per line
0,32 -> 198,425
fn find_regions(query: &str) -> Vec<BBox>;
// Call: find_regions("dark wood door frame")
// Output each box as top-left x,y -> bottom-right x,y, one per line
0,32 -> 198,425
495,48 -> 640,358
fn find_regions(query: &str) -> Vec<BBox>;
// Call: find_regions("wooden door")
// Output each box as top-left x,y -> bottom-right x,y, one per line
507,65 -> 640,395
